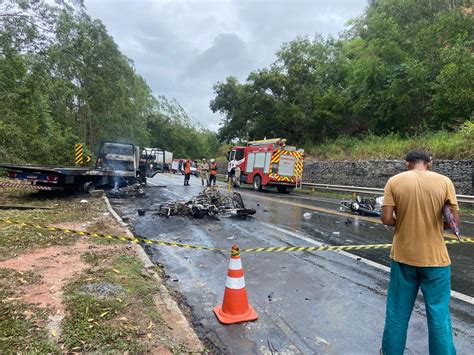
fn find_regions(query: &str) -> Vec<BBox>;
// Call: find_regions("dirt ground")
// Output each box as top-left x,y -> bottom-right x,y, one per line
0,239 -> 103,311
0,188 -> 204,353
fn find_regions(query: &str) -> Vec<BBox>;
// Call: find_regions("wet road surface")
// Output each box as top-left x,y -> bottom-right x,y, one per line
111,173 -> 474,354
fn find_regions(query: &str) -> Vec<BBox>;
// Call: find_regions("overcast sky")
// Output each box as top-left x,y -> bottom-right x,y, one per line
84,0 -> 367,131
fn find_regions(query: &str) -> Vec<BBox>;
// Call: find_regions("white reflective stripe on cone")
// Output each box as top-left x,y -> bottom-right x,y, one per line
228,258 -> 243,270
225,276 -> 246,290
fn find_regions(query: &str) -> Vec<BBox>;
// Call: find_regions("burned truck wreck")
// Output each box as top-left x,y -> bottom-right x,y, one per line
156,188 -> 256,219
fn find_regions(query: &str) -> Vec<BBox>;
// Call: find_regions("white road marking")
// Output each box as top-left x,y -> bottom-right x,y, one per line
150,175 -> 474,305
260,221 -> 474,305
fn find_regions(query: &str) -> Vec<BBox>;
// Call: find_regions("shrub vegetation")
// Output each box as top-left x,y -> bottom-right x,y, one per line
306,121 -> 474,160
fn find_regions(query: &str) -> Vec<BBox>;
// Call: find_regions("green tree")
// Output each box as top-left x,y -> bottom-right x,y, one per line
1,0 -> 221,164
211,0 -> 473,145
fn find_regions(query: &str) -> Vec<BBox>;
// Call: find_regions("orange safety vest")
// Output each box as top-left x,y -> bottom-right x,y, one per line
184,161 -> 191,174
210,163 -> 218,175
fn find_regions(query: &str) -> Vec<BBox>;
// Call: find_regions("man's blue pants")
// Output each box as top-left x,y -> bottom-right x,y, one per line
382,260 -> 456,355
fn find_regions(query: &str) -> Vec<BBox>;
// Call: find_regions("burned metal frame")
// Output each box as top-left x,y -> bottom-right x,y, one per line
156,188 -> 255,219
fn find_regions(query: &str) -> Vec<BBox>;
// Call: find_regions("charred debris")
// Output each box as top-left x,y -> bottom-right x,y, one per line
138,187 -> 256,219
107,182 -> 146,198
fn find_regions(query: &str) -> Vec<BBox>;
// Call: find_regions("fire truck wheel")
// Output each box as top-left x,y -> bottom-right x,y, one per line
277,186 -> 288,194
253,175 -> 262,191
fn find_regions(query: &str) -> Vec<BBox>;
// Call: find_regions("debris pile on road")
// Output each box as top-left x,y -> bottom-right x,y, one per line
339,195 -> 383,217
107,183 -> 145,198
156,187 -> 256,219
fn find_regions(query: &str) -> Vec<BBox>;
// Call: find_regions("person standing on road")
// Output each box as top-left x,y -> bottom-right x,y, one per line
380,150 -> 459,355
234,165 -> 241,187
198,158 -> 210,186
209,159 -> 218,186
183,159 -> 192,186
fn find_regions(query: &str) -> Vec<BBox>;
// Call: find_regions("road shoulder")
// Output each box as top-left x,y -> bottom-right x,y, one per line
0,188 -> 203,353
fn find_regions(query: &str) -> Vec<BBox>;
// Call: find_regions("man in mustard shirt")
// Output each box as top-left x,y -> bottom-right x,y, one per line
381,150 -> 459,355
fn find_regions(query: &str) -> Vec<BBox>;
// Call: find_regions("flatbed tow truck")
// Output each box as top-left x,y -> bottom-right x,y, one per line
0,142 -> 148,193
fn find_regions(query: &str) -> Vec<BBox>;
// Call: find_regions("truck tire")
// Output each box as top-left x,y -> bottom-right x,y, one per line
253,175 -> 262,191
141,173 -> 147,186
82,181 -> 95,194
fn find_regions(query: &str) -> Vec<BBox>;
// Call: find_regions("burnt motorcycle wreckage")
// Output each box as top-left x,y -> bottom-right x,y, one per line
154,188 -> 256,219
340,195 -> 384,217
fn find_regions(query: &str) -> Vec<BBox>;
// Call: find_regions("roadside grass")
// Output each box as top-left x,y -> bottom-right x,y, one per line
305,121 -> 474,161
0,189 -> 117,353
61,253 -> 164,353
0,269 -> 57,353
0,190 -> 79,261
295,187 -> 354,200
0,185 -> 134,261
84,218 -> 128,246
0,189 -> 189,353
0,189 -> 107,261
81,251 -> 109,264
458,205 -> 474,217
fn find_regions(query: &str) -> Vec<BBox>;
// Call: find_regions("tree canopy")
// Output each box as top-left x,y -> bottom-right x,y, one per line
210,0 -> 473,145
0,0 -> 217,164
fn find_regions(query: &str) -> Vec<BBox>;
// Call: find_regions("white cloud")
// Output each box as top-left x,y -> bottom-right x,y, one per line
84,0 -> 367,130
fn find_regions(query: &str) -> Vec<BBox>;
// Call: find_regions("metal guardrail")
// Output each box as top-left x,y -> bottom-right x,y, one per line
217,173 -> 473,204
302,183 -> 384,195
301,183 -> 474,204
457,195 -> 474,204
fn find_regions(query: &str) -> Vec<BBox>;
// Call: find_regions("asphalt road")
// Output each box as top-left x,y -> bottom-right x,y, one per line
111,173 -> 474,354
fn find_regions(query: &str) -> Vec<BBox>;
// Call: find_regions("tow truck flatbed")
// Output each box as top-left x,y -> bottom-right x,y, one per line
0,141 -> 145,192
0,163 -> 136,177
0,163 -> 90,175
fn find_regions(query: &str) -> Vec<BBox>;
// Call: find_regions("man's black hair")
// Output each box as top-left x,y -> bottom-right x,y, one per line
405,149 -> 432,163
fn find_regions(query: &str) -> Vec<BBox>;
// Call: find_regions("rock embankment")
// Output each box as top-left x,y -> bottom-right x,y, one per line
303,159 -> 473,195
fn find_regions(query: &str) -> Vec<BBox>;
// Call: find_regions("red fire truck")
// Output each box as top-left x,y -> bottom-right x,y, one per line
227,138 -> 304,193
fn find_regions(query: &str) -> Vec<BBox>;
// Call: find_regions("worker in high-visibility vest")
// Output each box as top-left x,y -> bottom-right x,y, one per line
184,159 -> 192,186
209,159 -> 218,186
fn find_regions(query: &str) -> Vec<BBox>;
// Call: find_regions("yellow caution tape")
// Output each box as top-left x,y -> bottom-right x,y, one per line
0,218 -> 472,253
242,237 -> 472,252
0,218 -> 221,251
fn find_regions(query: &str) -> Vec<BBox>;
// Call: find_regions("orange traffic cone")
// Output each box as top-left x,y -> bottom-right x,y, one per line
213,245 -> 258,324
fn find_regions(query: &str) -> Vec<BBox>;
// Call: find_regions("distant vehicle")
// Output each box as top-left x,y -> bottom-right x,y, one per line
227,138 -> 304,193
171,159 -> 198,176
142,148 -> 173,176
171,159 -> 183,174
1,141 -> 147,193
